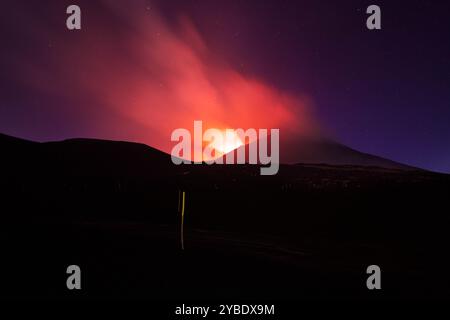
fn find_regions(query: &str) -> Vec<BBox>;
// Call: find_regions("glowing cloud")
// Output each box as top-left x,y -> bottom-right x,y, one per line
15,0 -> 318,157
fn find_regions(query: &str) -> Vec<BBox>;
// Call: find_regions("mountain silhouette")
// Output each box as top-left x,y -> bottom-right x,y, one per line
1,132 -> 415,172
222,133 -> 415,170
279,135 -> 415,169
0,133 -> 177,178
1,131 -> 450,299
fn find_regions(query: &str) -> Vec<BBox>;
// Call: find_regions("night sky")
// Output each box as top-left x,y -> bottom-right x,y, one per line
0,0 -> 449,172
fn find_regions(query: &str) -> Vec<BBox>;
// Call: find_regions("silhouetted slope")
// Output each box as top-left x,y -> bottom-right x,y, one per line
0,133 -> 178,178
222,134 -> 415,170
279,135 -> 415,169
1,132 -> 415,173
1,132 -> 450,299
42,138 -> 175,178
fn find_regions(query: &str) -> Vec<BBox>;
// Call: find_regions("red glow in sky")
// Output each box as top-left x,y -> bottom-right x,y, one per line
18,1 -> 318,156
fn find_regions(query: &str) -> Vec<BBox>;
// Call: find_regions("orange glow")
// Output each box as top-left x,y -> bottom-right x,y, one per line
209,130 -> 244,155
23,3 -> 319,161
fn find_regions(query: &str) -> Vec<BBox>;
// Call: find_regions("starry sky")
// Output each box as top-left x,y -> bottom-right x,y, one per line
0,0 -> 449,172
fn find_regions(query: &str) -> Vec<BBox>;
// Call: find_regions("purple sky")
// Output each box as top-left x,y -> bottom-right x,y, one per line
1,0 -> 449,172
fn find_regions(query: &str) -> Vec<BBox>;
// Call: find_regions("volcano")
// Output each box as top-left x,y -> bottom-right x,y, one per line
220,133 -> 415,170
1,132 -> 413,170
2,131 -> 449,300
279,134 -> 415,169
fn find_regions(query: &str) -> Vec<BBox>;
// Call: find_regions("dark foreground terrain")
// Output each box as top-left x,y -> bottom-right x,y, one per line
1,133 -> 450,300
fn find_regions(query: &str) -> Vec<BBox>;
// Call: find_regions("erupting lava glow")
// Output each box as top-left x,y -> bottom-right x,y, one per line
209,130 -> 244,155
171,121 -> 280,174
15,1 -> 318,160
